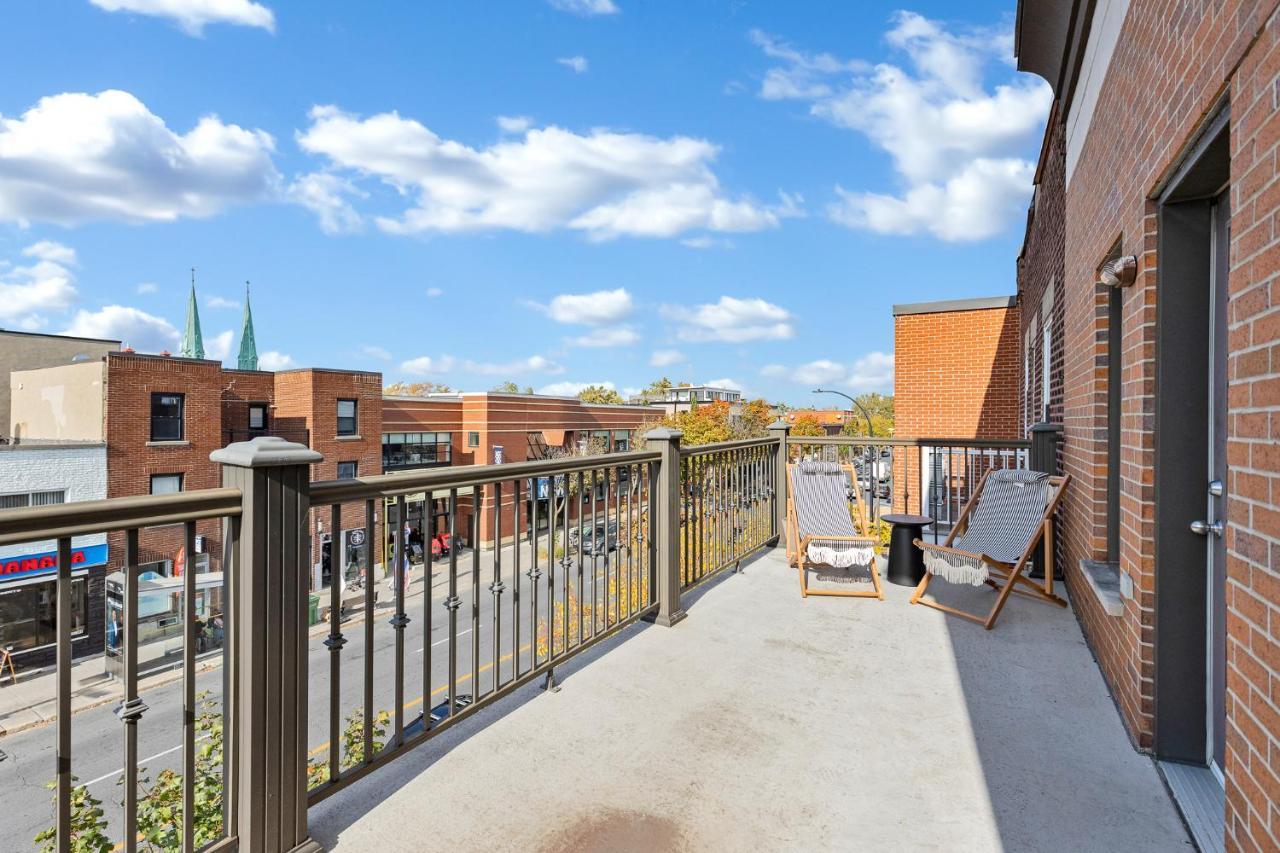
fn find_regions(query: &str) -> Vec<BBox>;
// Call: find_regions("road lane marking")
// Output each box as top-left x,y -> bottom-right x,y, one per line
414,627 -> 471,655
84,734 -> 213,788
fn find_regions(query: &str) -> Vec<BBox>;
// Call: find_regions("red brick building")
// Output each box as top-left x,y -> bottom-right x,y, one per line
381,392 -> 661,548
892,296 -> 1022,514
1014,2 -> 1280,847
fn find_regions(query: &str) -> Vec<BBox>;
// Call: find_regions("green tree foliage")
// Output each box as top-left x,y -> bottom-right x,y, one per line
34,780 -> 111,853
635,377 -> 674,402
307,708 -> 391,788
132,694 -> 225,850
733,398 -> 774,439
577,385 -> 624,404
840,393 -> 894,437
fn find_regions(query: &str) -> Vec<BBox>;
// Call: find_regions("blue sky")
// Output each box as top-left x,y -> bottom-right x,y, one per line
0,0 -> 1048,405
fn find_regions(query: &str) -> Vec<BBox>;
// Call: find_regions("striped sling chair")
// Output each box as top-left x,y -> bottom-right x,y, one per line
910,467 -> 1070,629
786,460 -> 883,600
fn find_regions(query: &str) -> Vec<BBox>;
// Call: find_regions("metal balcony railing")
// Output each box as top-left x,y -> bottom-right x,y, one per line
222,426 -> 310,446
0,422 -> 1058,852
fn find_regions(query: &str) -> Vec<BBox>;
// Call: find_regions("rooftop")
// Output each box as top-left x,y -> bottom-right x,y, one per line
309,547 -> 1189,852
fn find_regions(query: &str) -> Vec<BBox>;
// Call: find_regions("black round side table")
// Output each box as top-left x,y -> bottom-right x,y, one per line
882,514 -> 934,586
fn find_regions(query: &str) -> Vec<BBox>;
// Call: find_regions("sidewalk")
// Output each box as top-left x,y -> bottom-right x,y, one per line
0,562 -> 460,738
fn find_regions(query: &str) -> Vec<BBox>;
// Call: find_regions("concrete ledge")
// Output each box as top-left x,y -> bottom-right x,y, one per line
1079,558 -> 1125,616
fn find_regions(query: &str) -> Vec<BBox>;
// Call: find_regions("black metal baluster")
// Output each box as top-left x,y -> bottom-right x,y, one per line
423,490 -> 433,726
574,470 -> 583,648
470,510 -> 480,699
326,505 -> 344,783
118,529 -> 144,853
511,479 -> 521,678
55,535 -> 72,853
445,489 -> 460,719
392,494 -> 408,746
182,520 -> 197,852
490,482 -> 504,694
362,498 -> 374,763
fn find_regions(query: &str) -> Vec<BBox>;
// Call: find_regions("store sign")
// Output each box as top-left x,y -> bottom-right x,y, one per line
0,543 -> 108,581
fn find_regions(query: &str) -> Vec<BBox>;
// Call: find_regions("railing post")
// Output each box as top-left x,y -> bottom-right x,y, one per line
768,419 -> 790,544
211,436 -> 324,853
1029,422 -> 1063,580
645,427 -> 687,627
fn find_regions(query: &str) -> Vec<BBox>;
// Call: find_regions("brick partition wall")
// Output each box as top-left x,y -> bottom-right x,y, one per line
1025,1 -> 1280,848
892,298 -> 1021,514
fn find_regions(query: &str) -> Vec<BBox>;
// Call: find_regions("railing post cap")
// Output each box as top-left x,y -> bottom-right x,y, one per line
768,418 -> 791,432
1029,422 -> 1063,434
643,426 -> 683,442
211,435 -> 323,468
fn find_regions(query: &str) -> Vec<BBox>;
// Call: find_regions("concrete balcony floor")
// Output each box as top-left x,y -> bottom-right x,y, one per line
309,548 -> 1191,852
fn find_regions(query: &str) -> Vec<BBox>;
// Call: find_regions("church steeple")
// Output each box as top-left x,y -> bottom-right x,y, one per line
237,281 -> 259,371
179,268 -> 205,359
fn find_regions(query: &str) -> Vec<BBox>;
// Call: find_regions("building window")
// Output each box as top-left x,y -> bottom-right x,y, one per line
0,579 -> 88,653
467,431 -> 480,448
150,393 -> 184,441
248,403 -> 267,430
337,461 -> 357,480
1040,279 -> 1055,423
1105,283 -> 1123,564
150,474 -> 183,495
612,430 -> 630,452
337,399 -> 358,436
382,432 -> 452,469
0,490 -> 66,509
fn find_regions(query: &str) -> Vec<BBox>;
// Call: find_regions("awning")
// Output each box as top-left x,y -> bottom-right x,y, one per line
541,429 -> 567,446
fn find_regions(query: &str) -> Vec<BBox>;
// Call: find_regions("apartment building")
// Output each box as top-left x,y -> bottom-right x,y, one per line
8,351 -> 382,662
631,384 -> 742,416
783,409 -> 857,436
0,329 -> 120,442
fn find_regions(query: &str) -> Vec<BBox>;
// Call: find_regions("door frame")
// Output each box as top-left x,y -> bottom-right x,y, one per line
1152,104 -> 1230,767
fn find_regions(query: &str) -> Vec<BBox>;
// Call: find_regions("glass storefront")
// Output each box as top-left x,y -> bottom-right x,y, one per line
0,578 -> 87,653
382,432 -> 453,469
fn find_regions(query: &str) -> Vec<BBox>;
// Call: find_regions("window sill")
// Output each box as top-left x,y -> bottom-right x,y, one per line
146,440 -> 190,447
334,435 -> 363,441
1078,559 -> 1124,617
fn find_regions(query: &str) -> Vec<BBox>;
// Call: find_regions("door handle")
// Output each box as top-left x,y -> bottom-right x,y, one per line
1190,519 -> 1224,538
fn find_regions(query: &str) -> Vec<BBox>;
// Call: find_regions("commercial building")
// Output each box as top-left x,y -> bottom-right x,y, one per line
0,329 -> 120,442
782,409 -> 858,436
0,441 -> 108,668
381,392 -> 662,549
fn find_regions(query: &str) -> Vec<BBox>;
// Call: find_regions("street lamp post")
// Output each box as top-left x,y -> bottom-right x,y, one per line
813,388 -> 880,519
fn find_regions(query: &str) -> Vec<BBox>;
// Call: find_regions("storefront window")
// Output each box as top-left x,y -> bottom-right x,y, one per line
382,432 -> 453,469
0,579 -> 87,653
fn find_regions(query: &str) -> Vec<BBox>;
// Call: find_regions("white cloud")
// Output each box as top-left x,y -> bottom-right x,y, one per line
663,295 -> 795,343
426,287 -> 444,298
0,89 -> 279,226
465,355 -> 562,376
569,326 -> 639,347
497,115 -> 533,134
258,350 -> 295,371
650,349 -> 684,367
680,235 -> 733,249
753,13 -> 1050,241
538,380 -> 616,397
541,288 -> 632,325
136,281 -> 159,294
205,294 -> 239,309
62,305 -> 179,352
400,355 -> 455,376
287,171 -> 364,234
557,56 -> 590,73
703,377 -> 743,392
0,241 -> 79,329
547,0 -> 618,15
360,345 -> 392,360
400,353 -> 562,377
206,329 -> 234,361
762,351 -> 894,393
297,106 -> 783,241
90,0 -> 275,35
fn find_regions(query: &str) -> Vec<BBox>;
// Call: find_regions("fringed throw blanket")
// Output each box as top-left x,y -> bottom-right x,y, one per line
919,468 -> 1051,586
793,460 -> 876,568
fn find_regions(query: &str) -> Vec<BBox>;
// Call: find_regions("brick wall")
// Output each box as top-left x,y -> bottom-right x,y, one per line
1046,1 -> 1280,848
892,302 -> 1022,513
274,369 -> 383,581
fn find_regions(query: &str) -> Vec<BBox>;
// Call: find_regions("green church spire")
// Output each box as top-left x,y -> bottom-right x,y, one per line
237,281 -> 259,371
179,268 -> 204,359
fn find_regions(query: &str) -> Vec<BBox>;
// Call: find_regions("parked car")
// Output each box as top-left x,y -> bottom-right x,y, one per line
580,522 -> 619,556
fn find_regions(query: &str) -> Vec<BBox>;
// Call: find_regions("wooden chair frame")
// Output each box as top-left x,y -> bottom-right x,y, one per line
785,463 -> 883,600
909,470 -> 1071,629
